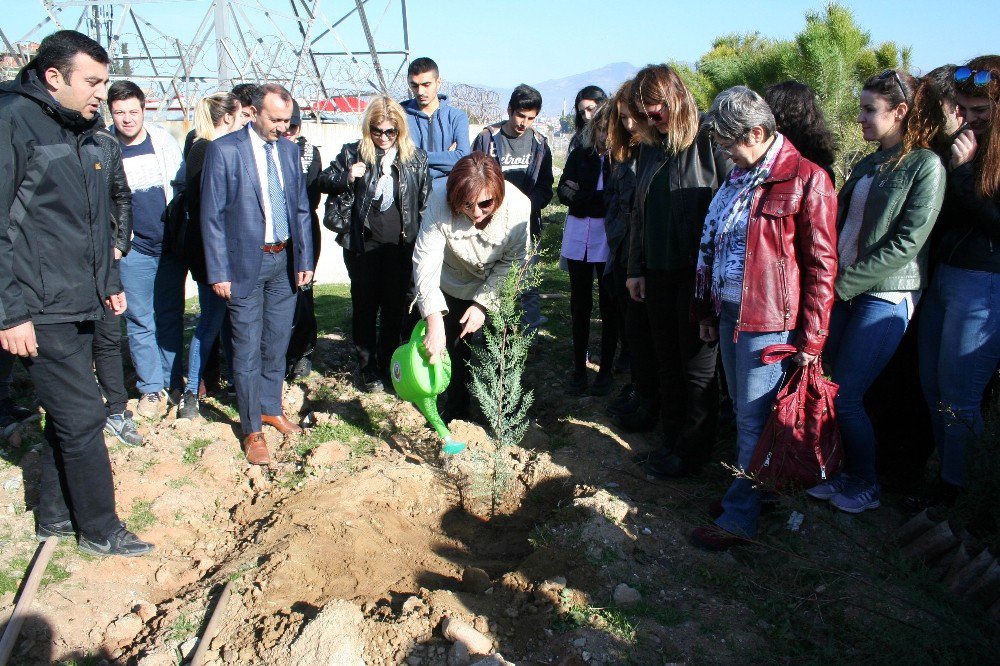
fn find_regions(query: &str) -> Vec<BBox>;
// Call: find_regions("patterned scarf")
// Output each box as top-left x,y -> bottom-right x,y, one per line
695,133 -> 784,313
372,146 -> 398,212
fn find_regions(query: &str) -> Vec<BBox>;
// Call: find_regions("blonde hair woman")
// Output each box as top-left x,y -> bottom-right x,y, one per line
319,96 -> 431,392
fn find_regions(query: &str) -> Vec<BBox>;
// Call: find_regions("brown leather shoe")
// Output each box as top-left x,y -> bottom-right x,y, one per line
261,414 -> 302,435
242,432 -> 270,465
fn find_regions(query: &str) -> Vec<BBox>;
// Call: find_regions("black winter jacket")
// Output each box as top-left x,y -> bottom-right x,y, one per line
0,68 -> 118,329
319,141 -> 431,253
93,127 -> 133,258
557,146 -> 611,219
935,162 -> 1000,273
604,158 -> 637,272
472,124 -> 554,235
628,130 -> 730,277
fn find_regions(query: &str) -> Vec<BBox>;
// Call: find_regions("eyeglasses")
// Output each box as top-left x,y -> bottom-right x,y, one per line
463,198 -> 494,212
876,70 -> 906,99
955,66 -> 993,87
369,126 -> 398,139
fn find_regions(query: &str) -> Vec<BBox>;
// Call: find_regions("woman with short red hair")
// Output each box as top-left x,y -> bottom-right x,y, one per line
412,152 -> 531,420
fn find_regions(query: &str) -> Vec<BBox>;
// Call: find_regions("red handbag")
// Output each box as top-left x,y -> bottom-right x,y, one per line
747,344 -> 844,489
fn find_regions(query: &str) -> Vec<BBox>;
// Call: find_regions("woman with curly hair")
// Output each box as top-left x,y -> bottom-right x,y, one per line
806,69 -> 946,514
764,80 -> 837,182
918,55 -> 1000,505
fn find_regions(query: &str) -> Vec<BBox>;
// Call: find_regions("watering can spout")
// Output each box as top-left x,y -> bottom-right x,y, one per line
391,321 -> 466,455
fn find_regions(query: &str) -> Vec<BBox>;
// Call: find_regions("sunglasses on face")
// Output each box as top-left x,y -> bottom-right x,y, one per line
463,198 -> 494,212
955,66 -> 993,87
643,107 -> 666,123
369,126 -> 398,139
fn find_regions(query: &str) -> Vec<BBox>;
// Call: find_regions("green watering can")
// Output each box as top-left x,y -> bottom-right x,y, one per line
390,321 -> 466,455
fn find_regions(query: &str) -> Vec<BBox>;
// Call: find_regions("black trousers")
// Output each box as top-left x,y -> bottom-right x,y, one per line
610,258 -> 631,366
92,307 -> 128,415
442,292 -> 477,418
286,286 -> 318,368
644,268 -> 719,465
24,321 -> 120,540
567,258 -> 618,373
868,307 -> 935,487
344,243 -> 413,377
617,261 -> 658,402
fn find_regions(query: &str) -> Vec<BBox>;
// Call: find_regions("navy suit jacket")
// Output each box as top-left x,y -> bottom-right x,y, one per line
200,125 -> 314,298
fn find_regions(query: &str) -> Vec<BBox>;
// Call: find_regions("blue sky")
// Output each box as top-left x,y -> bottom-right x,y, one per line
4,0 -> 995,87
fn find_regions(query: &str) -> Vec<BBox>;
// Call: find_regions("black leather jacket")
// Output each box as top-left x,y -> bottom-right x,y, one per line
93,128 -> 133,257
936,162 -> 1000,273
628,130 -> 730,276
319,141 -> 430,252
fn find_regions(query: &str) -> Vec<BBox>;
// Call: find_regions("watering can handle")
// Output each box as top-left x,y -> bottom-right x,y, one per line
411,320 -> 448,387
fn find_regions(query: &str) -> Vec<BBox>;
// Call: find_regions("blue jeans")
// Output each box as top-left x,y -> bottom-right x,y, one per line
715,301 -> 793,538
184,282 -> 228,394
227,251 -> 298,435
825,294 -> 911,485
918,264 -> 1000,486
120,250 -> 187,394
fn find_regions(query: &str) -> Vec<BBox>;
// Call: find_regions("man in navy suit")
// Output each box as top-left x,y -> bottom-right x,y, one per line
201,83 -> 314,465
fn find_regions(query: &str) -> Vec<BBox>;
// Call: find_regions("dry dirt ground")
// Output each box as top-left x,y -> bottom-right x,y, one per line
0,321 -> 997,664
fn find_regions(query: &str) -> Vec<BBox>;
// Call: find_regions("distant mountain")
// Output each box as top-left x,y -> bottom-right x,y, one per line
530,62 -> 639,117
457,62 -> 639,120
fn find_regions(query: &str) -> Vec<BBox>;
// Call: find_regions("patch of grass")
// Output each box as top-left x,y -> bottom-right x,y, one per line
628,601 -> 687,628
182,437 -> 212,465
202,396 -> 239,422
128,498 -> 156,533
295,419 -> 373,457
137,459 -> 156,476
167,476 -> 195,489
166,611 -> 199,642
0,567 -> 21,595
312,283 -> 352,334
527,523 -> 556,550
553,593 -> 637,643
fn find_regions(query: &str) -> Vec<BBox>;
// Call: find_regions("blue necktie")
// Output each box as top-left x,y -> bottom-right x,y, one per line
264,141 -> 289,242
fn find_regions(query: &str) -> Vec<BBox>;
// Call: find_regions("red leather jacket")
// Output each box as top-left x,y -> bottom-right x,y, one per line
696,139 -> 838,355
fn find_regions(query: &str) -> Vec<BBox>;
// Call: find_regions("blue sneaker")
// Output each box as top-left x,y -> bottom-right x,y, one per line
831,482 -> 881,514
806,473 -> 851,500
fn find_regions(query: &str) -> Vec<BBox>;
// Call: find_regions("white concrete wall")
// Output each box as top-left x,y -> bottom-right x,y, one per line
157,120 -> 485,296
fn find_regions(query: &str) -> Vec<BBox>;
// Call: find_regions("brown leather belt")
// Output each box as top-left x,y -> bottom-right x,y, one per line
262,241 -> 287,254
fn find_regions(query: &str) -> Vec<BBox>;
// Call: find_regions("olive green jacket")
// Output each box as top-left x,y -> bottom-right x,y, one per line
835,145 -> 945,300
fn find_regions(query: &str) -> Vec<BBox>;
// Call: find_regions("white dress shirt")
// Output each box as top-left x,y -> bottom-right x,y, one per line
248,123 -> 286,243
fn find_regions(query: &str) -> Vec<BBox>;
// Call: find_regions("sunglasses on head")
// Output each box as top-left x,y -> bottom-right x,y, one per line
955,66 -> 993,87
369,126 -> 398,139
463,198 -> 494,211
876,69 -> 906,99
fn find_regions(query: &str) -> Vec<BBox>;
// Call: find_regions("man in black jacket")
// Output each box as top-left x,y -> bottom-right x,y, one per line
472,84 -> 554,330
0,30 -> 153,556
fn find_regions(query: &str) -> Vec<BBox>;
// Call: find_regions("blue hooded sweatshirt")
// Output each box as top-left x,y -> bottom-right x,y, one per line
402,94 -> 470,183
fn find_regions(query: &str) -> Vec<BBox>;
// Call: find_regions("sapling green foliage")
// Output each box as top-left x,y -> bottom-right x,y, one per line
467,247 -> 540,515
469,250 -> 539,450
